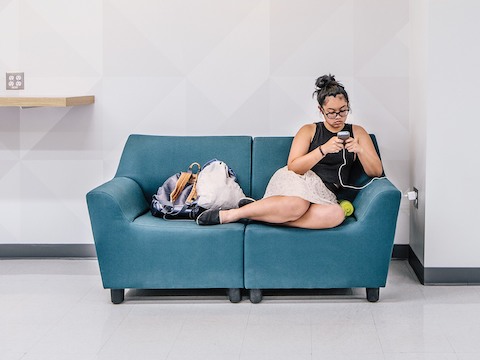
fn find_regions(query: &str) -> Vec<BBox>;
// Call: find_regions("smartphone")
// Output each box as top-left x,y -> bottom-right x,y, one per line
337,131 -> 350,141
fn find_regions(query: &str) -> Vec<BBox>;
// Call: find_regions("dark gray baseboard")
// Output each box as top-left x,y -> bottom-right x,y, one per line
409,247 -> 480,285
392,244 -> 409,259
0,244 -> 96,258
2,244 -> 408,259
408,247 -> 424,284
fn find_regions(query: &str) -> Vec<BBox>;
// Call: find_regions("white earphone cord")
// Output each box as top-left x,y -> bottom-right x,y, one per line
338,148 -> 385,190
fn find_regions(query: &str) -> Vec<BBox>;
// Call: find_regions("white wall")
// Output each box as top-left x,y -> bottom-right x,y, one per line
425,1 -> 480,267
0,0 -> 410,245
410,0 -> 480,268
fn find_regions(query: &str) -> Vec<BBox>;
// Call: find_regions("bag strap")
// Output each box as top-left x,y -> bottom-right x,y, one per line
170,162 -> 201,203
186,176 -> 198,203
185,162 -> 201,202
170,172 -> 191,202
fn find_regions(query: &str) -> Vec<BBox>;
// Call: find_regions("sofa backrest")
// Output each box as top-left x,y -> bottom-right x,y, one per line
251,135 -> 381,200
251,137 -> 293,199
116,135 -> 253,200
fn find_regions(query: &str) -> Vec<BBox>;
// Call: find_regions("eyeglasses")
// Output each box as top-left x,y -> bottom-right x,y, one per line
322,108 -> 349,119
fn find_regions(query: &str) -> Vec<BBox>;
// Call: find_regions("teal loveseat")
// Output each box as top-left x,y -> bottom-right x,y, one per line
86,135 -> 401,304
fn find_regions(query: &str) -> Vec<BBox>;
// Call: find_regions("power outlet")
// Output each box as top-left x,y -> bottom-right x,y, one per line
413,187 -> 419,209
6,72 -> 24,90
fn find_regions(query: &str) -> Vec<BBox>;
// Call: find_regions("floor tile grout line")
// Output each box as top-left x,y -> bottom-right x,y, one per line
371,303 -> 387,358
95,302 -> 135,357
237,301 -> 253,360
309,310 -> 314,360
164,303 -> 198,360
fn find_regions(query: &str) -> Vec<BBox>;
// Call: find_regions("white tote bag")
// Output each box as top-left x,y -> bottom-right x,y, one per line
196,160 -> 246,210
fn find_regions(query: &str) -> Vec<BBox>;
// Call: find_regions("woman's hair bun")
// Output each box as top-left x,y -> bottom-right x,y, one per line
315,74 -> 336,90
312,73 -> 349,106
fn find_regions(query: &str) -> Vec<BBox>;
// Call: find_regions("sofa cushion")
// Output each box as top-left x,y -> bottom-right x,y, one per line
95,212 -> 246,289
244,221 -> 390,290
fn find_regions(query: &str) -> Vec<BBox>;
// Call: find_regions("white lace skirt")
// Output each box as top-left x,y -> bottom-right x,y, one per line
263,166 -> 337,205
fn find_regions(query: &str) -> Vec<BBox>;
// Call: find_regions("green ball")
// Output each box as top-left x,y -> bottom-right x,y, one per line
339,200 -> 354,217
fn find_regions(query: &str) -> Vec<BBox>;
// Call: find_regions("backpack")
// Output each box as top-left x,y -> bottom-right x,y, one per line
196,159 -> 246,210
151,162 -> 203,220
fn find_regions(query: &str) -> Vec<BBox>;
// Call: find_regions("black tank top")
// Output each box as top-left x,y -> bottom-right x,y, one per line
308,122 -> 355,194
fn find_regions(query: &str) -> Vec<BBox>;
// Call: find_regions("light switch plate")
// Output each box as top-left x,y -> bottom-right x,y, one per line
6,72 -> 24,90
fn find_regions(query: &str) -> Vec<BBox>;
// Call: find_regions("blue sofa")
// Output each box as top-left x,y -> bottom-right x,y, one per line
86,135 -> 401,304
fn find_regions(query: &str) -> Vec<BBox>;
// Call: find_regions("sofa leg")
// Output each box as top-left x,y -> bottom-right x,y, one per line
227,288 -> 242,303
111,289 -> 125,304
366,288 -> 379,302
249,289 -> 263,304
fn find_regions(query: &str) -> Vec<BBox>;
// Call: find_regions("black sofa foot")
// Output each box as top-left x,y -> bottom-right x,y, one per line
366,288 -> 379,302
228,288 -> 242,303
111,289 -> 125,304
249,289 -> 263,304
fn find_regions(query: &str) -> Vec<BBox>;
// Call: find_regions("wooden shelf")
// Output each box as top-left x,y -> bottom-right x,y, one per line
0,96 -> 95,108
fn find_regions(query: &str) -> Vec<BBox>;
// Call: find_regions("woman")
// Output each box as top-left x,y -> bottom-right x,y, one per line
197,74 -> 383,229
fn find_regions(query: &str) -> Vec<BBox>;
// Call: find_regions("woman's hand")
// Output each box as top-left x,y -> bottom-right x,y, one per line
321,136 -> 346,154
322,136 -> 362,155
344,137 -> 362,154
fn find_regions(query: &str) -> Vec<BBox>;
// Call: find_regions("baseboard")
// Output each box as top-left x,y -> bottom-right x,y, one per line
0,244 -> 96,258
408,246 -> 480,285
392,244 -> 409,259
2,243 -> 408,259
408,247 -> 425,284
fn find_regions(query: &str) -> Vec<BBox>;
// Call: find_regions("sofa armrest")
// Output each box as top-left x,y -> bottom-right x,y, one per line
352,178 -> 401,225
86,176 -> 149,224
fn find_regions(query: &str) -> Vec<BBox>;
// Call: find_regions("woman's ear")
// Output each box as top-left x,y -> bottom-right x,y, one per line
318,105 -> 324,114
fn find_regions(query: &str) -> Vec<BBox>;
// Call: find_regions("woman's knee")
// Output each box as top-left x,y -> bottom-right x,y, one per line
308,203 -> 345,228
328,204 -> 346,227
282,197 -> 310,221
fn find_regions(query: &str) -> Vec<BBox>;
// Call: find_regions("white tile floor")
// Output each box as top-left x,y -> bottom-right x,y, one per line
1,259 -> 480,360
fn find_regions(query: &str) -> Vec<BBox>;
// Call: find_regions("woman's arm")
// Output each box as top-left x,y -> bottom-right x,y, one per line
347,125 -> 383,177
287,124 -> 322,175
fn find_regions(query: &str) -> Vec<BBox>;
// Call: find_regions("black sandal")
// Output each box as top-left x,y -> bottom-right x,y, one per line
196,209 -> 221,225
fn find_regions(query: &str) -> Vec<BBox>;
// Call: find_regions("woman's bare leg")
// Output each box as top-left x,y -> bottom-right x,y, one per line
220,196 -> 310,224
284,203 -> 345,229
